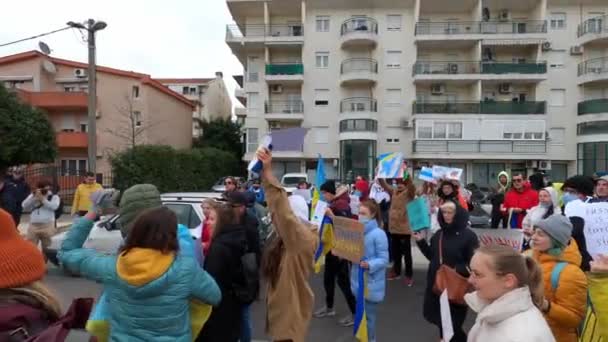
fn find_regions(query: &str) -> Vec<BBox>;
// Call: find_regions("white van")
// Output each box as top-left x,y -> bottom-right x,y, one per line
281,173 -> 308,193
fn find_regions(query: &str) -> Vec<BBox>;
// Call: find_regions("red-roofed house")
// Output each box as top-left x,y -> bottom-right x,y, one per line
0,50 -> 195,178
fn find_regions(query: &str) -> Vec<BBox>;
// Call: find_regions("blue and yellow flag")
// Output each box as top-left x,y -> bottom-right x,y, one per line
311,154 -> 326,220
354,265 -> 368,342
313,216 -> 334,273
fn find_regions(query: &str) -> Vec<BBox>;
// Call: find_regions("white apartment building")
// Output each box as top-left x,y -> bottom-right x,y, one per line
157,72 -> 232,137
226,0 -> 608,187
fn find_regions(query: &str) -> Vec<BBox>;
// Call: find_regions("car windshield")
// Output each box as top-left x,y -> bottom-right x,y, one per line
283,177 -> 306,186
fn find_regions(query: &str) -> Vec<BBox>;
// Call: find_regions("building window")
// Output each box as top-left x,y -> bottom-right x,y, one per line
132,86 -> 140,98
578,121 -> 608,136
80,123 -> 88,133
316,52 -> 329,68
448,122 -> 463,139
247,92 -> 259,109
246,128 -> 259,153
550,128 -> 566,145
416,121 -> 462,139
386,138 -> 400,144
339,119 -> 378,133
340,140 -> 376,181
316,16 -> 330,32
417,123 -> 433,139
549,51 -> 565,68
314,127 -> 329,143
502,121 -> 544,140
550,13 -> 567,29
385,88 -> 401,106
578,142 -> 608,176
64,86 -> 76,92
314,89 -> 329,106
387,15 -> 402,31
549,89 -> 566,106
60,159 -> 88,176
386,50 -> 402,68
133,111 -> 142,127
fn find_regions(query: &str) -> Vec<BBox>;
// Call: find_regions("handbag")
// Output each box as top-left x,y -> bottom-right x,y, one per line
432,232 -> 470,305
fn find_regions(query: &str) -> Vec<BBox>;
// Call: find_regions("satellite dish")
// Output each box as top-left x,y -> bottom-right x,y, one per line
42,60 -> 57,74
39,41 -> 51,55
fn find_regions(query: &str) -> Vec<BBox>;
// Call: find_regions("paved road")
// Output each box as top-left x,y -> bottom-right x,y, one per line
45,247 -> 474,341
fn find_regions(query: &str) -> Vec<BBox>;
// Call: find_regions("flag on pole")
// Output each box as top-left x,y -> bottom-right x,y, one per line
311,154 -> 326,219
354,265 -> 368,342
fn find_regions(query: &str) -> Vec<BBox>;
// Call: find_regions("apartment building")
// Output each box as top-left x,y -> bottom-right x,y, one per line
226,0 -> 608,186
0,50 -> 194,178
156,73 -> 233,137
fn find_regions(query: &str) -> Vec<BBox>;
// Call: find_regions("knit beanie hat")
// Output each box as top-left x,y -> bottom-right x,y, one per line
320,180 -> 336,195
535,215 -> 573,248
562,175 -> 595,197
0,209 -> 46,288
118,184 -> 162,238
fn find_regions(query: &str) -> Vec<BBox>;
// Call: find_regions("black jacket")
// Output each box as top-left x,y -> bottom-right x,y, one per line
243,212 -> 261,265
569,215 -> 591,272
0,181 -> 18,224
416,206 -> 479,326
10,177 -> 30,213
197,223 -> 248,342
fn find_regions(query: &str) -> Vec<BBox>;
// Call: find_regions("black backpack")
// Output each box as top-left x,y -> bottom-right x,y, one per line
233,239 -> 260,305
52,195 -> 64,220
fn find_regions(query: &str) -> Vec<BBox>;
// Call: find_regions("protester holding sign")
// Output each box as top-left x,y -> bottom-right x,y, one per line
378,176 -> 416,286
256,148 -> 319,342
502,172 -> 539,229
466,245 -> 554,342
418,181 -> 440,234
437,180 -> 469,210
349,200 -> 388,342
562,175 -> 595,271
530,215 -> 587,342
413,202 -> 478,342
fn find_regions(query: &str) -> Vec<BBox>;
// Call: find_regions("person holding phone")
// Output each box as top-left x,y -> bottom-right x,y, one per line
22,179 -> 60,251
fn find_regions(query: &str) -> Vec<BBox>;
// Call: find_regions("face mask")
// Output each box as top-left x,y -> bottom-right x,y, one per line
359,216 -> 372,224
562,193 -> 578,205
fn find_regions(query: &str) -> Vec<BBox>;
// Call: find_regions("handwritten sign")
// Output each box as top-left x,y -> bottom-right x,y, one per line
582,202 -> 608,258
407,197 -> 430,232
432,165 -> 463,181
440,290 -> 454,342
377,153 -> 404,179
332,216 -> 365,263
310,201 -> 328,229
472,228 -> 525,252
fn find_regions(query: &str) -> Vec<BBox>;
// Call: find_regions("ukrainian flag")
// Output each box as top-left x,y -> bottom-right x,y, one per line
354,265 -> 368,342
311,154 -> 326,220
313,216 -> 334,273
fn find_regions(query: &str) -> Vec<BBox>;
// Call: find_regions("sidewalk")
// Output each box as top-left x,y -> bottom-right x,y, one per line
17,214 -> 73,237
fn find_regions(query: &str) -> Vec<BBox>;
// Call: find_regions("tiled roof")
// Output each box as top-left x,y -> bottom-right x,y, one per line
154,78 -> 213,84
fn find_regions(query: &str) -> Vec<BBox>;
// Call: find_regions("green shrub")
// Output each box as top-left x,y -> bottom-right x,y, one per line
110,145 -> 240,192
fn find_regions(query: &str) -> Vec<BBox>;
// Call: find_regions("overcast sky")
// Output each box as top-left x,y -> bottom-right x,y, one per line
0,0 -> 243,108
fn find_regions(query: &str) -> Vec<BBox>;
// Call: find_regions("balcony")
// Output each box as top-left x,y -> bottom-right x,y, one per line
577,15 -> 608,46
578,99 -> 608,115
413,61 -> 547,82
340,98 -> 378,119
265,63 -> 304,84
415,20 -> 547,42
18,91 -> 88,110
413,101 -> 546,115
413,140 -> 547,154
225,24 -> 304,46
264,100 -> 304,122
56,132 -> 88,149
340,17 -> 378,48
340,58 -> 378,85
578,57 -> 608,85
481,62 -> 547,74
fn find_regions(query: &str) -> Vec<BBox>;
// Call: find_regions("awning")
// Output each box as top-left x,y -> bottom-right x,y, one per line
482,38 -> 547,46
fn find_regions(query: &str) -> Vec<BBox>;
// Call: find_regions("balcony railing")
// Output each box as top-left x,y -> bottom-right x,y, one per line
265,63 -> 304,75
578,99 -> 608,115
415,20 -> 547,35
340,97 -> 378,113
265,100 -> 304,114
340,17 -> 378,35
413,140 -> 547,153
413,101 -> 546,114
413,61 -> 547,75
226,24 -> 304,39
578,57 -> 608,77
341,58 -> 378,74
578,15 -> 607,37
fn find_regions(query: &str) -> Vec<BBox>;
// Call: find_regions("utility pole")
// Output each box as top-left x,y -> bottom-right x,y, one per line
67,19 -> 107,174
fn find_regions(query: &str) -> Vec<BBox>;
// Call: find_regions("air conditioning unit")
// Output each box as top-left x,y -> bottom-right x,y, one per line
498,10 -> 511,22
400,118 -> 412,128
448,63 -> 459,74
570,46 -> 584,55
526,160 -> 538,168
270,85 -> 283,93
541,42 -> 552,51
538,160 -> 552,170
74,68 -> 87,78
431,84 -> 445,95
498,83 -> 513,94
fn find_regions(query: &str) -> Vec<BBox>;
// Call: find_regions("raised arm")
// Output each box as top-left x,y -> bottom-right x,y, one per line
377,178 -> 394,196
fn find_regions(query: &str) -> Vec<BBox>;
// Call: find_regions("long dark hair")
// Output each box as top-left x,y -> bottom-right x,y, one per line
211,203 -> 238,240
120,207 -> 179,255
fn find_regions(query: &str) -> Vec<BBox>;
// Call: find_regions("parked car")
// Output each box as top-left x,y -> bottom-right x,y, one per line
45,192 -> 222,267
281,173 -> 308,193
211,176 -> 245,192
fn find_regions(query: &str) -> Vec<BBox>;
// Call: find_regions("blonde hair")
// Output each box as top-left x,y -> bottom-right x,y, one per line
440,201 -> 457,213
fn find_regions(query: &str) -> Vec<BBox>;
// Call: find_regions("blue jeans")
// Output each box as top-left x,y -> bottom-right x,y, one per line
240,304 -> 252,342
366,300 -> 378,342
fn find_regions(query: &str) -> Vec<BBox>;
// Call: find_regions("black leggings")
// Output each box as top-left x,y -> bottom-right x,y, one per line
324,252 -> 356,314
391,233 -> 413,277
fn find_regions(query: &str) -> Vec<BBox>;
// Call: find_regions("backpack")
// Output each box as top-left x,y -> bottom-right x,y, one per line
53,195 -> 64,220
233,237 -> 260,305
551,262 -> 590,338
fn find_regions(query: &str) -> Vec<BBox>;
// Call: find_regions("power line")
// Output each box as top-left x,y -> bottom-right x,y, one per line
0,26 -> 71,48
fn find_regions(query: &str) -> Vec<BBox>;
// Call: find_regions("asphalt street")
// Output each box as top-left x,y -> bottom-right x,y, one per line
45,246 -> 474,342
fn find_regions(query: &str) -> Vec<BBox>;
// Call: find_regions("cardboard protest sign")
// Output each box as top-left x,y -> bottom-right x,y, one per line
310,200 -> 328,229
581,202 -> 608,258
376,153 -> 404,179
407,197 -> 430,232
446,168 -> 463,181
332,216 -> 365,263
432,165 -> 450,180
418,166 -> 435,183
472,228 -> 525,252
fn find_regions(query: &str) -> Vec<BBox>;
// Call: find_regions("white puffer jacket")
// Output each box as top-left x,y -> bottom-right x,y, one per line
465,287 -> 555,342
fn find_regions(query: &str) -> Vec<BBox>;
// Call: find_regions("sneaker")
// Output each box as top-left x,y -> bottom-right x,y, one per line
387,270 -> 400,280
313,307 -> 336,318
404,277 -> 414,287
339,315 -> 354,327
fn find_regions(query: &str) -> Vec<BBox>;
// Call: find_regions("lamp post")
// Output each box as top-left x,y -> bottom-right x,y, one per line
67,19 -> 107,174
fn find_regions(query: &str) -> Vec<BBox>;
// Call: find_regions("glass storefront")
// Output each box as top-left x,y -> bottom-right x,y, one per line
340,140 -> 376,182
472,163 -> 506,188
578,142 -> 608,176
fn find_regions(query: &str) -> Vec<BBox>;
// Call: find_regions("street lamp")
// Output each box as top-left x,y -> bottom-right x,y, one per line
67,19 -> 107,174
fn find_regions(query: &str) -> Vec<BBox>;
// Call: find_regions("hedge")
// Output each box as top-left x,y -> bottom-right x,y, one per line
110,145 -> 240,193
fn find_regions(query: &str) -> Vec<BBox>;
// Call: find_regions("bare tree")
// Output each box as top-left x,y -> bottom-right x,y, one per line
105,94 -> 165,149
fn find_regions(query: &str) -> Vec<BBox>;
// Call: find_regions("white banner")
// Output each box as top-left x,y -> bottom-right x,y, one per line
472,228 -> 525,252
582,202 -> 608,259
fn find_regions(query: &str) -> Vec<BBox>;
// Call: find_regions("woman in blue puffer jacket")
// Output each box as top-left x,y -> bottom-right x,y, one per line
350,199 -> 389,342
60,207 -> 221,342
